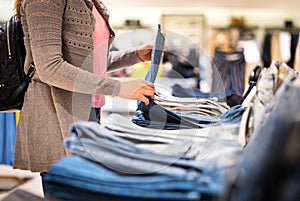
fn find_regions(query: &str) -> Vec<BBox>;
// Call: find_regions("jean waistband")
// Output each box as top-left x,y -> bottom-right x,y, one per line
213,49 -> 245,63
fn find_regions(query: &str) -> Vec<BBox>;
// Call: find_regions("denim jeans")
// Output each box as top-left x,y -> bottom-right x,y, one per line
251,61 -> 297,132
41,155 -> 222,201
65,120 -> 208,175
145,24 -> 165,83
155,86 -> 229,116
0,112 -> 16,165
171,84 -> 243,107
132,99 -> 245,130
172,83 -> 235,100
227,71 -> 300,201
104,113 -> 243,167
66,115 -> 243,173
211,49 -> 246,97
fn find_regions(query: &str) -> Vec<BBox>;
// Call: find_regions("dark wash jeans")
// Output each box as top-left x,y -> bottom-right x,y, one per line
211,49 -> 246,97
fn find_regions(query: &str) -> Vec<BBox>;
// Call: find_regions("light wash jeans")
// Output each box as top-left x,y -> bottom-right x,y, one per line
228,69 -> 300,201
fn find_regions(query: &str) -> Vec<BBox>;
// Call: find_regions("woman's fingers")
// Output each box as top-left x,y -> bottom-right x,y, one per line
143,89 -> 154,99
140,95 -> 150,105
118,79 -> 155,104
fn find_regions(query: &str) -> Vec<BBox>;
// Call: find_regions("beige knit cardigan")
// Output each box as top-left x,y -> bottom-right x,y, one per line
14,0 -> 141,172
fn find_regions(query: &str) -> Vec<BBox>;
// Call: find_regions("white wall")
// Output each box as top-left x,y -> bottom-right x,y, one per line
2,0 -> 299,49
0,0 -> 14,22
2,0 -> 299,27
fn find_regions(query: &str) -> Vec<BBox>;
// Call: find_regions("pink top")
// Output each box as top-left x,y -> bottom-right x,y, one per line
91,4 -> 110,108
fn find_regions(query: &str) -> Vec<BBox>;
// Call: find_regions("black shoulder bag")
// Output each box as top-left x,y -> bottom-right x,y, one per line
0,15 -> 35,111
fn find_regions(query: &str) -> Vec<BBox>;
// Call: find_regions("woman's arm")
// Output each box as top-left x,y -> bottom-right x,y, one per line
24,0 -> 120,96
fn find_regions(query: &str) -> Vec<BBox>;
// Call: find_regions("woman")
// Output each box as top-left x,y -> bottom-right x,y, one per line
13,0 -> 156,172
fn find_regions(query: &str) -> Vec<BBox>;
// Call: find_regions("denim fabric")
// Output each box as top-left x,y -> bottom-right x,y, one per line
65,121 -> 208,175
42,180 -> 214,201
211,49 -> 246,97
132,99 -> 245,130
155,85 -> 229,116
0,112 -> 16,165
251,61 -> 297,132
171,84 -> 242,107
134,25 -> 245,129
145,24 -> 165,83
42,155 -> 223,201
172,83 -> 235,100
227,73 -> 300,201
104,113 -> 243,169
105,113 -> 240,145
67,115 -> 243,171
88,107 -> 101,123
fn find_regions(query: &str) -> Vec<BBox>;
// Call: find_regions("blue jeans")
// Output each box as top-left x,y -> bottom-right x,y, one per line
41,155 -> 222,201
211,49 -> 245,97
65,120 -> 209,175
144,24 -> 165,83
171,83 -> 235,100
251,61 -> 297,132
227,70 -> 300,201
132,99 -> 245,130
0,112 -> 16,166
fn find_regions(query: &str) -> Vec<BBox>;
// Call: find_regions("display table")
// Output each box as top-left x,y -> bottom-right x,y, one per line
0,165 -> 44,200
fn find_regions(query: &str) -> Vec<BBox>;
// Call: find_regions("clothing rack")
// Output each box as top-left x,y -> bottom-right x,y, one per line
265,27 -> 300,34
212,25 -> 259,31
212,26 -> 259,40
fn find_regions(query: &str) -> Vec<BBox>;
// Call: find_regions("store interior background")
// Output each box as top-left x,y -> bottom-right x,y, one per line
0,0 -> 300,198
1,0 -> 300,114
1,0 -> 300,52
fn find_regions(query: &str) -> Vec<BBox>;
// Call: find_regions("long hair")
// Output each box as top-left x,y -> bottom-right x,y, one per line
14,0 -> 23,18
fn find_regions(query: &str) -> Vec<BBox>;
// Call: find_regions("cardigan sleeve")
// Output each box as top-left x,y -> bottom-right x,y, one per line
107,48 -> 143,72
23,0 -> 120,96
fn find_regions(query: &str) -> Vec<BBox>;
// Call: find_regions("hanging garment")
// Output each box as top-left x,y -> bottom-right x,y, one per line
271,32 -> 282,62
236,39 -> 261,64
0,112 -> 16,165
227,70 -> 300,201
279,31 -> 292,63
287,32 -> 299,68
211,49 -> 246,97
293,33 -> 300,71
262,32 -> 272,68
251,61 -> 297,132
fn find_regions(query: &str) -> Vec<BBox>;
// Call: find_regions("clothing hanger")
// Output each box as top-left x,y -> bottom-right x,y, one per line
243,65 -> 262,100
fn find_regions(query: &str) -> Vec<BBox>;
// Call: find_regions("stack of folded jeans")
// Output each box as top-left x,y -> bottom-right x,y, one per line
42,118 -> 243,201
171,84 -> 244,107
154,85 -> 229,116
132,99 -> 245,130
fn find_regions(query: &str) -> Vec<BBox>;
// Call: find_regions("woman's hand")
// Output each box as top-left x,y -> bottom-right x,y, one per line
136,44 -> 168,62
118,79 -> 155,105
136,44 -> 153,62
